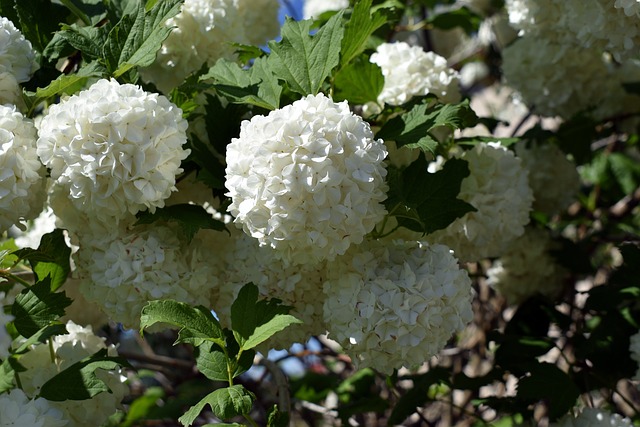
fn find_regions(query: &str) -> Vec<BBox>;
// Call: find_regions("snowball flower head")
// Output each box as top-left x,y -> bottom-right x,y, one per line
550,408 -> 633,427
36,79 -> 189,224
0,293 -> 13,359
0,17 -> 39,84
140,0 -> 247,92
0,389 -> 67,427
225,93 -> 388,265
323,239 -> 473,373
427,143 -> 533,261
0,104 -> 47,233
630,330 -> 640,381
370,42 -> 461,106
303,0 -> 349,19
515,142 -> 580,215
487,227 -> 565,305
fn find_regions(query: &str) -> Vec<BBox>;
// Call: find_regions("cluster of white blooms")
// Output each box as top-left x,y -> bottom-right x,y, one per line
630,330 -> 640,381
550,408 -> 633,427
60,278 -> 109,330
0,389 -> 67,427
303,0 -> 349,18
219,232 -> 327,350
0,17 -> 38,105
225,93 -> 388,266
37,79 -> 189,225
487,227 -> 565,305
17,321 -> 128,427
504,0 -> 569,37
427,143 -> 533,261
323,240 -> 473,373
0,293 -> 13,360
0,104 -> 47,233
616,0 -> 640,16
370,42 -> 461,106
237,0 -> 280,46
515,142 -> 580,215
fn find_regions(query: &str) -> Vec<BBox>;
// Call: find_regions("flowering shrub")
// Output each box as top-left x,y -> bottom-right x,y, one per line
0,0 -> 639,426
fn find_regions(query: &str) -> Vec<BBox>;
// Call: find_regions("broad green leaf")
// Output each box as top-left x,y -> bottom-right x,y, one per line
29,229 -> 71,291
202,56 -> 281,110
377,100 -> 478,155
516,363 -> 580,420
0,358 -> 16,392
0,239 -> 18,269
333,55 -> 383,105
13,323 -> 68,354
35,74 -> 91,102
267,12 -> 345,95
11,248 -> 55,264
194,342 -> 229,382
103,0 -> 183,77
178,385 -> 255,426
43,24 -> 109,61
15,0 -> 68,52
11,277 -> 71,338
340,0 -> 388,66
386,156 -> 476,234
231,283 -> 301,351
135,204 -> 227,243
58,0 -> 106,25
39,349 -> 129,401
140,300 -> 225,346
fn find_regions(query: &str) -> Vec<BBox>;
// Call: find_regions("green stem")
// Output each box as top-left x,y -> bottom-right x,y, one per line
0,271 -> 31,288
48,338 -> 56,364
243,414 -> 259,427
58,0 -> 91,26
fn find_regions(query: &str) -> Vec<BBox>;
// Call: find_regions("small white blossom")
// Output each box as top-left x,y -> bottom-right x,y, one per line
427,143 -> 533,261
487,227 -> 566,305
0,104 -> 47,233
140,0 -> 247,92
225,93 -> 388,266
303,0 -> 349,19
370,42 -> 461,106
323,239 -> 473,373
0,17 -> 39,84
515,142 -> 580,215
550,408 -> 633,427
37,79 -> 189,225
0,389 -> 67,427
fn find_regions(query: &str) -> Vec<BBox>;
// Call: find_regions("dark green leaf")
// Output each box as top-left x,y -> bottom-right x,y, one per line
428,6 -> 482,34
35,73 -> 92,102
13,323 -> 68,354
121,386 -> 165,427
43,24 -> 109,61
135,204 -> 227,243
194,341 -> 230,382
267,12 -> 345,95
140,300 -> 225,346
58,0 -> 106,25
388,367 -> 450,425
386,156 -> 476,234
340,0 -> 388,66
0,358 -> 17,393
30,229 -> 71,291
39,349 -> 129,401
15,0 -> 68,53
516,363 -> 580,420
333,55 -> 383,104
11,277 -> 71,338
267,404 -> 289,427
178,385 -> 255,426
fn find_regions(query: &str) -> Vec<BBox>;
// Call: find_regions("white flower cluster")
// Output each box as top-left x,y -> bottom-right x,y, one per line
0,293 -> 13,360
0,104 -> 47,233
550,408 -> 633,427
630,330 -> 640,382
515,142 -> 580,215
303,0 -> 349,19
17,321 -> 128,427
616,0 -> 640,16
504,0 -> 569,37
323,240 -> 473,373
0,389 -> 67,427
487,227 -> 565,305
142,0 -> 280,92
225,93 -> 388,266
219,232 -> 327,350
0,17 -> 38,106
37,79 -> 189,225
370,42 -> 461,106
427,143 -> 533,261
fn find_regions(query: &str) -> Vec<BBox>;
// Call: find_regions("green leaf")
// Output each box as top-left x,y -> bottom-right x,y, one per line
135,204 -> 227,243
103,0 -> 183,78
140,300 -> 225,346
267,404 -> 289,427
608,152 -> 640,195
178,385 -> 255,426
267,12 -> 345,95
0,358 -> 17,393
58,0 -> 106,25
15,0 -> 68,52
35,73 -> 91,102
516,363 -> 580,420
203,56 -> 281,110
377,100 -> 478,155
121,386 -> 165,427
11,277 -> 72,338
333,55 -> 383,104
29,229 -> 71,291
386,156 -> 476,234
231,283 -> 302,351
13,323 -> 68,354
195,339 -> 255,382
43,24 -> 109,61
39,349 -> 129,401
388,367 -> 450,425
340,0 -> 388,67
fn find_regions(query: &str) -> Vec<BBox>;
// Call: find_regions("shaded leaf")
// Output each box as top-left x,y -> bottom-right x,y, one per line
11,277 -> 71,338
334,55 -> 383,104
516,363 -> 580,420
30,229 -> 71,291
340,0 -> 388,66
179,385 -> 255,426
135,204 -> 227,243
